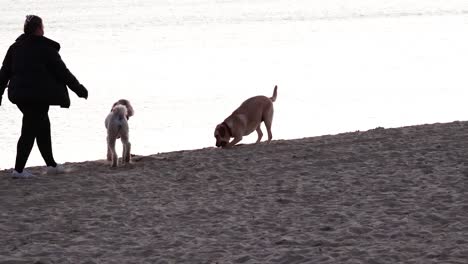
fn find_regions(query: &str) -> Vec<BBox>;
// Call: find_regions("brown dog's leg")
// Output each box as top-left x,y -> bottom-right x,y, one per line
226,136 -> 243,148
255,126 -> 263,143
264,119 -> 273,143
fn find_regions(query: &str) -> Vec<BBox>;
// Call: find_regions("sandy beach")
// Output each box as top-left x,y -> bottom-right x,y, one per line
0,121 -> 467,263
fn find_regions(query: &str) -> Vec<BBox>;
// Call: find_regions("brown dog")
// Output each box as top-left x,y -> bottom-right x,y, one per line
214,85 -> 278,148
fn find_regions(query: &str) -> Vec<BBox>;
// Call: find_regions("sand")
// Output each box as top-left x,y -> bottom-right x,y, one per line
0,121 -> 467,264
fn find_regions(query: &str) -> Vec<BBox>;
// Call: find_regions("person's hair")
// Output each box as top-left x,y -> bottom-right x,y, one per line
24,15 -> 43,35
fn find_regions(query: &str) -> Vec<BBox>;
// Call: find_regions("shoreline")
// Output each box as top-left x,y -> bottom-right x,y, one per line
1,120 -> 465,173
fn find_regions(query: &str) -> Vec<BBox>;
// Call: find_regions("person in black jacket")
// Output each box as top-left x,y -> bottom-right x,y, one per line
0,15 -> 88,178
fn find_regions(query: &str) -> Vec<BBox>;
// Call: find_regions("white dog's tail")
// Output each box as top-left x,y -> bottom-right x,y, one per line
112,105 -> 127,130
270,85 -> 278,102
112,105 -> 128,120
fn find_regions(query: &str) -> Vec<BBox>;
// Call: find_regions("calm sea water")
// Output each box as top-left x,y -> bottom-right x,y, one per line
1,0 -> 468,169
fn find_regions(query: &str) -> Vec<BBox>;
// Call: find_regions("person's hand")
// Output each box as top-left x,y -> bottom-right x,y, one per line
75,84 -> 88,99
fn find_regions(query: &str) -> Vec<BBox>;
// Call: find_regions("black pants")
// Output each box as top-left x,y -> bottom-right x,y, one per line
15,104 -> 57,172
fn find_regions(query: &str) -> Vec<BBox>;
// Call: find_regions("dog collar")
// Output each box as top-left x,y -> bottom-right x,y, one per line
222,121 -> 233,137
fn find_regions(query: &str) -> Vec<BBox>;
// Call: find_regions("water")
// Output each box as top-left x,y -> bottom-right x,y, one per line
1,0 -> 468,169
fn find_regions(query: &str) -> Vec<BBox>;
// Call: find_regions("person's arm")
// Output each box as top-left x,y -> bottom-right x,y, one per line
0,47 -> 12,105
46,48 -> 88,99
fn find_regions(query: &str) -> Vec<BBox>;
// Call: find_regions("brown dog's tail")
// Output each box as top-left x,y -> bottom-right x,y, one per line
270,85 -> 278,102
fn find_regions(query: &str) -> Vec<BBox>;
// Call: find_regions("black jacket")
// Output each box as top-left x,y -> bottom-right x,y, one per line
0,34 -> 86,108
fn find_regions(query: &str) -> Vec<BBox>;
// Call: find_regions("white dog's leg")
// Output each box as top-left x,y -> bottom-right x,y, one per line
121,136 -> 131,164
108,136 -> 118,167
106,136 -> 112,161
125,142 -> 131,164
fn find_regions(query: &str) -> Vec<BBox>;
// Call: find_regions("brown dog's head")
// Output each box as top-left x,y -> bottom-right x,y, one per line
214,122 -> 231,148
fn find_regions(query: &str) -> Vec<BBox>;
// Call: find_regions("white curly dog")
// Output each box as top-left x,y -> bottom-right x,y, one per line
105,99 -> 134,167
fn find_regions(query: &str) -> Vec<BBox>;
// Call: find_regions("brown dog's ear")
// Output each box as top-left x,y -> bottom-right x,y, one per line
219,125 -> 226,137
